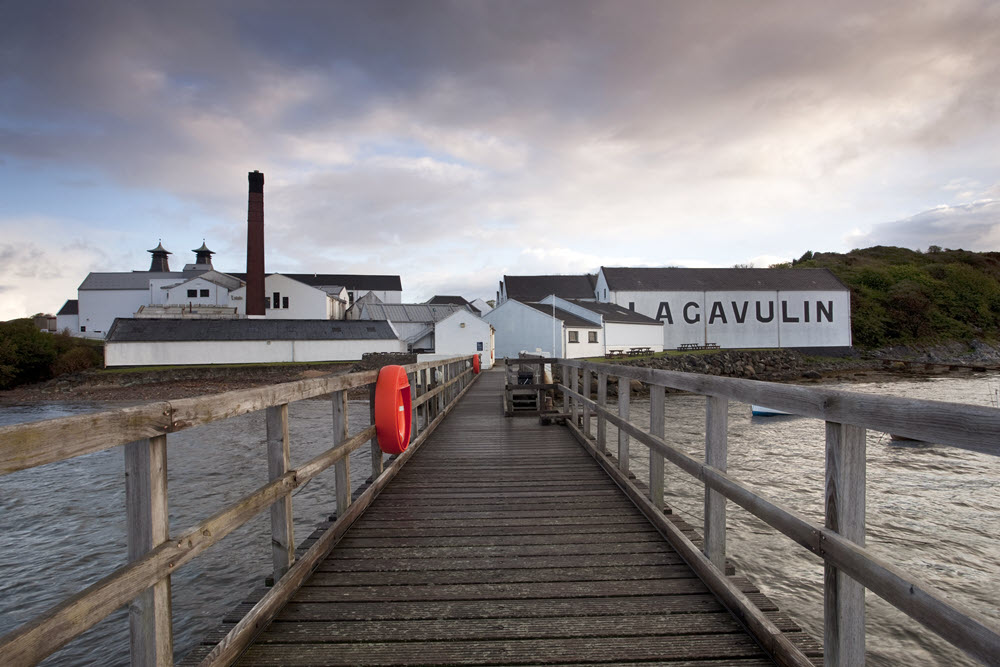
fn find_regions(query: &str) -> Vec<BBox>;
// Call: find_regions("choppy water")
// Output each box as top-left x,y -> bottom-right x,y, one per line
1,376 -> 998,665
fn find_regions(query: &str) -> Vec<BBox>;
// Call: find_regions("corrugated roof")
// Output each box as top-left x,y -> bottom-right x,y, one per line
106,318 -> 398,342
566,300 -> 662,325
229,273 -> 402,291
601,267 -> 847,292
360,303 -> 465,323
427,295 -> 480,314
504,274 -> 597,302
165,270 -> 243,291
524,302 -> 601,329
58,299 -> 78,315
79,271 -> 188,291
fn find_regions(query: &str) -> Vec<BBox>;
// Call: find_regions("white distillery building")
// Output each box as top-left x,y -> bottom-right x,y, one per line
537,296 -> 664,354
65,242 -> 401,338
594,267 -> 852,350
104,319 -> 404,367
349,301 -> 495,368
483,299 -> 603,359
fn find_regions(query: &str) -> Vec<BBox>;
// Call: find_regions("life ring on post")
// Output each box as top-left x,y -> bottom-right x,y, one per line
375,365 -> 412,455
472,354 -> 481,374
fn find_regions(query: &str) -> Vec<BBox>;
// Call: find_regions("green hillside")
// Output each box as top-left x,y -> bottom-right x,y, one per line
777,246 -> 1000,348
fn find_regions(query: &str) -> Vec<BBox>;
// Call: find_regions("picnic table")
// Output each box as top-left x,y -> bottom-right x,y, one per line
627,346 -> 652,356
677,342 -> 721,351
605,349 -> 626,358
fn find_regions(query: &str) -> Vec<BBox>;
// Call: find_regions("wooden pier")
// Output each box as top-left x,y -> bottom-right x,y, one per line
2,354 -> 999,666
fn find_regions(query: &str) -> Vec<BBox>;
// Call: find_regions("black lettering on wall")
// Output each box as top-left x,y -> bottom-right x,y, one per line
655,302 -> 673,324
683,302 -> 700,324
817,300 -> 834,322
731,301 -> 748,324
708,301 -> 727,324
756,301 -> 774,322
781,301 -> 799,323
803,301 -> 810,323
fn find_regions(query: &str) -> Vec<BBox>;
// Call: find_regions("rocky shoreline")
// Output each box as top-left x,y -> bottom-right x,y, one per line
1,345 -> 997,404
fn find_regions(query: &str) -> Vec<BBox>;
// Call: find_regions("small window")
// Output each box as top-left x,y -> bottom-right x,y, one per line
603,289 -> 607,299
568,330 -> 579,343
273,292 -> 280,309
477,342 -> 484,351
200,289 -> 210,297
282,296 -> 289,309
265,297 -> 271,309
187,289 -> 197,298
80,326 -> 86,332
628,302 -> 635,311
588,331 -> 598,343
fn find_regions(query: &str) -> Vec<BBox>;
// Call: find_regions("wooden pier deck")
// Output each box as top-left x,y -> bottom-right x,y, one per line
219,371 -> 817,666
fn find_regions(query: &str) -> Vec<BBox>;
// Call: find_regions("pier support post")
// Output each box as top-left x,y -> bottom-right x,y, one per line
582,370 -> 591,439
369,384 -> 382,482
125,434 -> 172,667
569,367 -> 579,425
704,396 -> 728,571
617,376 -> 630,474
825,422 -> 866,666
596,372 -> 608,454
266,404 -> 295,581
649,384 -> 665,510
333,390 -> 350,515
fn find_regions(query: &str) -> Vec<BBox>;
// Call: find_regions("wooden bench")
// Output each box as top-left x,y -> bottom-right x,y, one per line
605,349 -> 626,358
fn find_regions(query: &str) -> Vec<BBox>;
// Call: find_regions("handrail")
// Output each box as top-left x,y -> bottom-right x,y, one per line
551,358 -> 1000,666
0,355 -> 478,666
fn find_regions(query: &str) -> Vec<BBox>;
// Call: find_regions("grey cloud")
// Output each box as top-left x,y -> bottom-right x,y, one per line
848,200 -> 1000,251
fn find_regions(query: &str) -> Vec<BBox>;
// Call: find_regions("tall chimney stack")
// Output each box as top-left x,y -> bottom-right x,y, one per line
246,170 -> 265,317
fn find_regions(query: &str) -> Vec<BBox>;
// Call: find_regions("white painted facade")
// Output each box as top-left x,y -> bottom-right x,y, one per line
105,337 -> 405,367
77,289 -> 152,339
595,271 -> 851,349
347,288 -> 401,305
563,326 -> 603,358
483,300 -> 562,359
57,312 -> 79,334
538,295 -> 663,355
433,310 -> 495,369
163,276 -> 234,307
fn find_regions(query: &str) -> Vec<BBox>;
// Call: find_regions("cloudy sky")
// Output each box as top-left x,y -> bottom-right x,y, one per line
2,1 -> 999,320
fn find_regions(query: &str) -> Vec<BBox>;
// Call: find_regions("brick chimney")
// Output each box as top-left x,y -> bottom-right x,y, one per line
246,170 -> 265,317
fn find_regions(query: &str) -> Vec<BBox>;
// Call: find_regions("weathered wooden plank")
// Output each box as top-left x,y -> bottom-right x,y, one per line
582,368 -> 592,438
125,435 -> 172,667
307,564 -> 695,586
618,375 -> 631,475
317,551 -> 683,573
332,390 -> 351,516
368,383 -> 382,481
333,531 -> 663,548
649,383 -> 665,510
824,421 -> 866,667
705,395 -> 728,571
266,404 -> 294,581
596,371 -> 608,453
325,541 -> 675,560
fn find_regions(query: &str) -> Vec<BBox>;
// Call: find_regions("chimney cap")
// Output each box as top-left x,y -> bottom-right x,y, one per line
248,170 -> 264,193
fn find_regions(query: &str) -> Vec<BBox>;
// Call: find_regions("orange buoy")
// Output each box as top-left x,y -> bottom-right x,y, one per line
375,365 -> 412,454
472,354 -> 481,374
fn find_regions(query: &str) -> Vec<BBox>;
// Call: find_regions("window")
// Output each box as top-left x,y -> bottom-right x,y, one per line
282,296 -> 289,309
603,289 -> 607,299
349,291 -> 355,304
273,292 -> 280,309
200,289 -> 210,297
80,326 -> 86,332
568,330 -> 579,343
187,289 -> 197,298
265,297 -> 271,309
477,341 -> 484,351
628,302 -> 635,311
588,331 -> 598,343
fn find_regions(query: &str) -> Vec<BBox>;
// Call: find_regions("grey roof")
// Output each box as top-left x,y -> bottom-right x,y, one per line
504,274 -> 597,302
229,273 -> 402,292
79,271 -> 189,291
427,295 -> 480,314
600,267 -> 847,292
359,303 -> 466,323
58,299 -> 78,315
164,270 -> 243,291
566,300 -> 662,325
524,302 -> 601,329
107,318 -> 398,342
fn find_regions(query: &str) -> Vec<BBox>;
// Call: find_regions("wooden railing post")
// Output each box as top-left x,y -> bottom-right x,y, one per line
537,361 -> 545,413
618,376 -> 630,474
704,395 -> 728,571
410,370 -> 419,444
332,390 -> 350,515
369,384 -> 382,481
124,434 -> 172,667
825,421 -> 867,666
596,372 -> 608,453
266,404 -> 294,581
569,367 -> 579,425
561,364 -> 569,415
649,384 -> 665,510
435,364 -> 444,416
582,369 -> 592,438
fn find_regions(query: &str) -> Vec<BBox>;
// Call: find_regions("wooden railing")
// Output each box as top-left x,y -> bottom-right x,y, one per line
545,358 -> 1000,666
0,355 -> 478,666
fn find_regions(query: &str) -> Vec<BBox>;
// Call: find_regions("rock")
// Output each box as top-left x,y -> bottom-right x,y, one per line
801,370 -> 821,379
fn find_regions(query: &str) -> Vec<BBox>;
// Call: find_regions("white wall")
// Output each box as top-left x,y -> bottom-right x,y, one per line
57,313 -> 79,334
703,290 -> 780,348
78,289 -> 150,338
563,327 -> 602,358
483,300 -> 564,359
105,337 -> 405,366
164,277 -> 231,307
774,290 -> 852,347
348,289 -> 401,305
264,274 -> 329,319
434,311 -> 495,369
604,323 -> 664,352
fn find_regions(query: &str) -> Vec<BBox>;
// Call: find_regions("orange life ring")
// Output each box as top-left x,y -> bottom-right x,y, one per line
375,365 -> 412,454
472,354 -> 481,374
